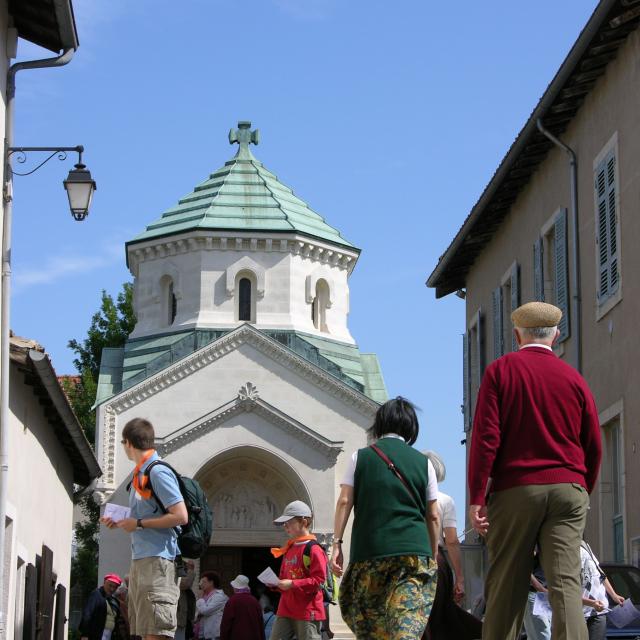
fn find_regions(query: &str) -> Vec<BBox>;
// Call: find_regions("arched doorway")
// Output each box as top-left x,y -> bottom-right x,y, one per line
195,446 -> 312,596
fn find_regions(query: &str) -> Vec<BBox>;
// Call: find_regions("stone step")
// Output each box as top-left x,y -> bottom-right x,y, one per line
323,623 -> 355,639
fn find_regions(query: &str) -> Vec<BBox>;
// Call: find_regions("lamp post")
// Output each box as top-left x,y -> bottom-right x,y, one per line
7,145 -> 96,220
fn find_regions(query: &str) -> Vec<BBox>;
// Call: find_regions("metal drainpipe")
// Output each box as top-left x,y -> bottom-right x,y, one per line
0,47 -> 75,637
536,118 -> 582,373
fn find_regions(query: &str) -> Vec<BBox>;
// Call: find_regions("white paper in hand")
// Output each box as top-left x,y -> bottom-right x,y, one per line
257,567 -> 279,586
103,503 -> 131,522
607,599 -> 640,628
532,593 -> 553,619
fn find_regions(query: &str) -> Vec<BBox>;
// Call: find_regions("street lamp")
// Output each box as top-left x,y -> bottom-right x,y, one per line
8,145 -> 96,220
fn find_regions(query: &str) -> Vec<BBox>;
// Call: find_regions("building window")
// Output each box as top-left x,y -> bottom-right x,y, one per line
595,147 -> 620,306
239,278 -> 252,321
312,279 -> 330,333
533,208 -> 569,341
463,309 -> 484,431
601,416 -> 625,562
492,262 -> 519,359
235,272 -> 256,323
160,276 -> 177,327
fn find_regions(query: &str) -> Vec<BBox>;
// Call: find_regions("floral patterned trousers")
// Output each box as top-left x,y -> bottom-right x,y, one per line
339,555 -> 437,639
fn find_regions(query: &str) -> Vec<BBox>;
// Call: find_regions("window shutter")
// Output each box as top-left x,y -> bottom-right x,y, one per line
476,310 -> 485,380
24,563 -> 37,640
53,584 -> 67,640
510,264 -> 520,351
462,332 -> 471,432
533,238 -> 544,302
595,151 -> 619,303
37,546 -> 56,640
554,208 -> 570,341
492,287 -> 503,359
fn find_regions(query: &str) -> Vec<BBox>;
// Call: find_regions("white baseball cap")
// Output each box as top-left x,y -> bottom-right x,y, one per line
273,500 -> 312,524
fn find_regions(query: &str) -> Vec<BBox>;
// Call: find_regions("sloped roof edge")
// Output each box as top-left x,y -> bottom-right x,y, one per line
427,0 -> 636,297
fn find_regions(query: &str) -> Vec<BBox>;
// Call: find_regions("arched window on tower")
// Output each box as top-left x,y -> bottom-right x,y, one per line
160,275 -> 177,327
312,279 -> 330,333
236,271 -> 256,323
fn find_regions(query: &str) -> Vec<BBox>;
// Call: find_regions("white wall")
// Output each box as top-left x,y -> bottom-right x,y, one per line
6,363 -> 76,638
128,233 -> 356,344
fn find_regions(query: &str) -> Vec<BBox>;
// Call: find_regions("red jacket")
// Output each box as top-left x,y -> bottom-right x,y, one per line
219,592 -> 265,640
468,346 -> 602,506
276,541 -> 326,621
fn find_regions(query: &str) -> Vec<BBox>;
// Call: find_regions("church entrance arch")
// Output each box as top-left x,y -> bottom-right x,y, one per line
196,445 -> 312,547
195,446 -> 311,596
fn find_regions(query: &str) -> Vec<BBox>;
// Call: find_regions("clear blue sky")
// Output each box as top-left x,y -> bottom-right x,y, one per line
11,0 -> 599,530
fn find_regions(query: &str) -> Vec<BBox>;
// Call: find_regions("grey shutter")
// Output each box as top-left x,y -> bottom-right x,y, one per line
510,264 -> 520,351
492,287 -> 503,359
533,238 -> 544,302
462,332 -> 471,432
595,151 -> 619,302
476,310 -> 485,380
554,208 -> 570,341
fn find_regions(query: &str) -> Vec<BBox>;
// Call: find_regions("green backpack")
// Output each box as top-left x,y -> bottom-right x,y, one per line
302,541 -> 339,605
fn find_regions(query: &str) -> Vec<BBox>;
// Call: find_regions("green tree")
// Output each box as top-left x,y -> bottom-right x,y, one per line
66,282 -> 135,611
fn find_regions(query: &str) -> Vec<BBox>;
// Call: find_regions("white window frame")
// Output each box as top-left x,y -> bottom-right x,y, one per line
593,132 -> 622,321
598,399 -> 627,562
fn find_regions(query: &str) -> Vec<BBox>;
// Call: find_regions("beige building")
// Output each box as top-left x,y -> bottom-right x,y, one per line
428,0 -> 640,574
6,336 -> 100,640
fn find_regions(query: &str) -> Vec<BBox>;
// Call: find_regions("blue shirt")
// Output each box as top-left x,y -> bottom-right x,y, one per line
129,452 -> 183,560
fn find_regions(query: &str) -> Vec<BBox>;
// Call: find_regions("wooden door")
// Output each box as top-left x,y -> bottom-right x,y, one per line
200,548 -> 242,596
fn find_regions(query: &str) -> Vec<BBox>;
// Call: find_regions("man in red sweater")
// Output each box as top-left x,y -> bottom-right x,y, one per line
468,301 -> 601,640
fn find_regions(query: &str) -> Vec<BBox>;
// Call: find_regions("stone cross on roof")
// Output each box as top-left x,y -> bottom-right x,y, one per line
228,121 -> 260,159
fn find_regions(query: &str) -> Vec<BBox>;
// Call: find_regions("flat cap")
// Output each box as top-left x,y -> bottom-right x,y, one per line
511,301 -> 562,328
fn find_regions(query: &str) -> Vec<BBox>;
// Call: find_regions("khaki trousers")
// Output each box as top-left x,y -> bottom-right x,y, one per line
482,483 -> 589,640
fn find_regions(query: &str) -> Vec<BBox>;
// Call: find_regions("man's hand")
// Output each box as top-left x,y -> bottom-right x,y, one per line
116,518 -> 138,533
277,579 -> 293,591
454,577 -> 465,603
469,504 -> 489,536
100,516 -> 118,530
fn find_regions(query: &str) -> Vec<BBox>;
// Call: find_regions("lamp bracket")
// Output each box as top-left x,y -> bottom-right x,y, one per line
7,145 -> 84,177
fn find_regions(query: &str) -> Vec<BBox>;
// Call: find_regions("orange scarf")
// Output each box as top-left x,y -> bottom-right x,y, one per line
270,534 -> 317,558
132,449 -> 156,499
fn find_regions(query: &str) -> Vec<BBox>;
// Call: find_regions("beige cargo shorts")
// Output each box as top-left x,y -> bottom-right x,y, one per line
129,556 -> 180,637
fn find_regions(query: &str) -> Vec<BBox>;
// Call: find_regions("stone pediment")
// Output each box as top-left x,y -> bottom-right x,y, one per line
108,323 -> 378,415
154,382 -> 343,461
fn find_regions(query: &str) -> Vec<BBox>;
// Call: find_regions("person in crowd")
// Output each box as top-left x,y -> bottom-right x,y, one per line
219,574 -> 265,640
79,573 -> 124,640
113,575 -> 131,640
580,540 -> 624,640
176,561 -> 196,640
269,501 -> 326,639
523,552 -> 551,640
195,571 -> 228,640
468,302 -> 602,640
101,418 -> 188,640
423,451 -> 481,640
331,397 -> 440,639
262,605 -> 276,640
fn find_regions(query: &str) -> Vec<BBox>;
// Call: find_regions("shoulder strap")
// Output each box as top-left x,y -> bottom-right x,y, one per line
369,444 -> 422,512
582,541 -> 607,579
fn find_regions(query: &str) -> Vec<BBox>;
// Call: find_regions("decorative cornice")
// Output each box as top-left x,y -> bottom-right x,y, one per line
106,324 -> 379,416
127,232 -> 358,278
151,384 -> 343,460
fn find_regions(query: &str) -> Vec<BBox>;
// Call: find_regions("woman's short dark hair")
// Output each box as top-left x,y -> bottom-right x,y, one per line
201,571 -> 221,589
122,418 -> 155,450
371,397 -> 419,445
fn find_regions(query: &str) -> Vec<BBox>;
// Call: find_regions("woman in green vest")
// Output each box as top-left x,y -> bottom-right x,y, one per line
330,397 -> 440,639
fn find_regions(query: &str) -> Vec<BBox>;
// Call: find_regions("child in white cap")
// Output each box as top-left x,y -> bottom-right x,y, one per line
269,501 -> 326,639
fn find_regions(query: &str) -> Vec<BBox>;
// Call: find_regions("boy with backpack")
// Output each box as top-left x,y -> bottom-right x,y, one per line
269,501 -> 327,640
102,418 -> 188,640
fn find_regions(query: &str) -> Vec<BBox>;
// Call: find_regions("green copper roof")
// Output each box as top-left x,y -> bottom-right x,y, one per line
129,121 -> 356,250
95,327 -> 387,407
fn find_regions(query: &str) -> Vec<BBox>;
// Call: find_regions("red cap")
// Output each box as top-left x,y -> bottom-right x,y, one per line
104,573 -> 122,586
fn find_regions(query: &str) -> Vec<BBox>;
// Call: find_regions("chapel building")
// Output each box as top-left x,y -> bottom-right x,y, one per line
94,122 -> 386,585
